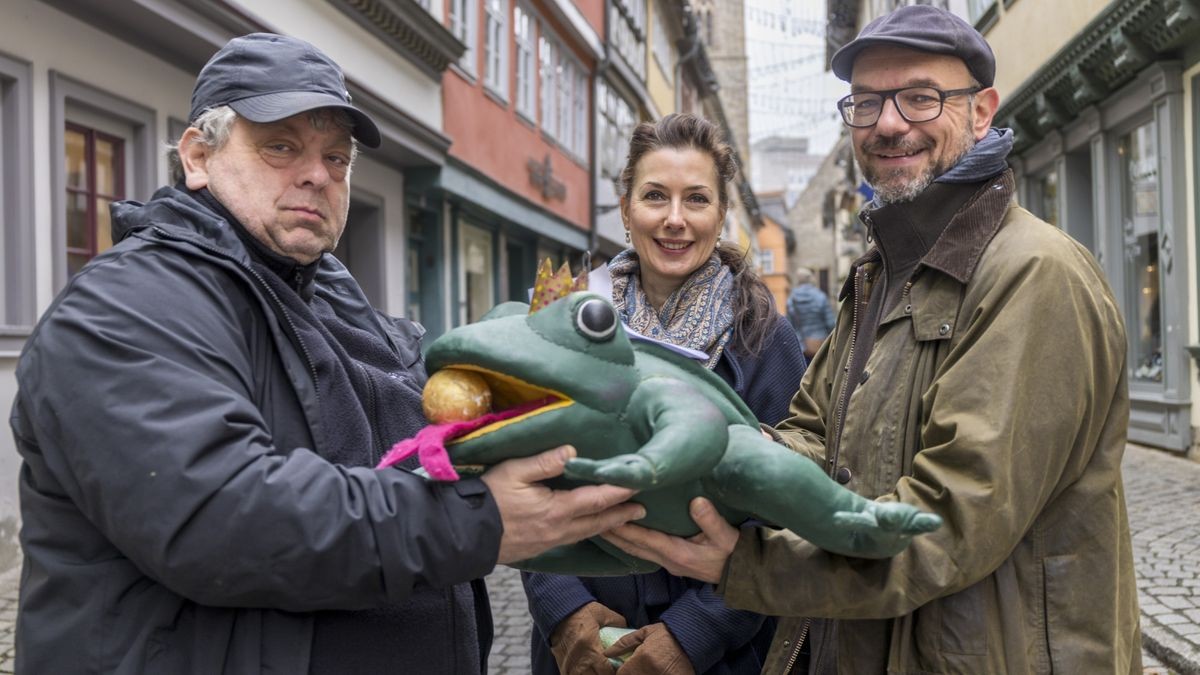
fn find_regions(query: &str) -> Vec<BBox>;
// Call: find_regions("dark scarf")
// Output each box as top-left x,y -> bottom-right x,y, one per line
608,249 -> 734,369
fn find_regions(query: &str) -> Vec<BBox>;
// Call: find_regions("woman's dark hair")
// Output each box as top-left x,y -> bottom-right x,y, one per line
620,113 -> 777,357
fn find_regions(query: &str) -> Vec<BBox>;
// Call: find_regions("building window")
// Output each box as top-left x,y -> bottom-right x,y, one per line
598,80 -> 636,184
51,72 -> 156,290
611,0 -> 646,80
573,68 -> 588,159
483,0 -> 508,98
1037,169 -> 1059,228
65,123 -> 124,276
759,249 -> 775,274
538,26 -> 587,159
1118,121 -> 1162,384
514,2 -> 537,118
449,0 -> 477,75
539,32 -> 557,139
0,53 -> 35,337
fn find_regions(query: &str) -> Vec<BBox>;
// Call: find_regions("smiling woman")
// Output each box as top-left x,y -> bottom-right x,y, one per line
522,112 -> 808,675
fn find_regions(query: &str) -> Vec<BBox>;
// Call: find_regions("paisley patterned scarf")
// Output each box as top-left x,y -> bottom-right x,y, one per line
608,249 -> 734,369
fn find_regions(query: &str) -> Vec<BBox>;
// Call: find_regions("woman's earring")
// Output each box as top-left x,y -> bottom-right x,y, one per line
625,229 -> 631,244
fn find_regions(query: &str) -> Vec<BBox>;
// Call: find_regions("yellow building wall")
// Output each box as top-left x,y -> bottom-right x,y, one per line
757,217 -> 791,314
645,0 -> 676,116
983,0 -> 1111,99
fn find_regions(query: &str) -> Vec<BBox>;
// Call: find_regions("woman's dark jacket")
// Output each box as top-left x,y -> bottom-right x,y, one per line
9,185 -> 502,673
522,315 -> 806,674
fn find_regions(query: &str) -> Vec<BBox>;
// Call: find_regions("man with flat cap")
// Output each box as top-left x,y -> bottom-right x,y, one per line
600,6 -> 1141,673
10,33 -> 644,673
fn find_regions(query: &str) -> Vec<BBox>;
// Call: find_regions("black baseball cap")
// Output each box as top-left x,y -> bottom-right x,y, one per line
831,5 -> 995,88
190,33 -> 381,148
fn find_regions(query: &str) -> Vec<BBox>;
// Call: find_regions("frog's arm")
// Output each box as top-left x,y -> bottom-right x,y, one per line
706,425 -> 941,558
564,377 -> 727,490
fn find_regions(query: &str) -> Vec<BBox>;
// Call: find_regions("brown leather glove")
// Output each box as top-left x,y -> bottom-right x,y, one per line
602,622 -> 695,675
550,602 -> 628,675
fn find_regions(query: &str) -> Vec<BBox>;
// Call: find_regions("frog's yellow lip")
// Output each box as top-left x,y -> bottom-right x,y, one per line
436,365 -> 574,443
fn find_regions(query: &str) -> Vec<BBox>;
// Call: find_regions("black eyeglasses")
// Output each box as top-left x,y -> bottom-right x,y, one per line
836,86 -> 981,128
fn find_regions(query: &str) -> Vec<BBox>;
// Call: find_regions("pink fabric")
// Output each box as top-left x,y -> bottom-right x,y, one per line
376,397 -> 555,481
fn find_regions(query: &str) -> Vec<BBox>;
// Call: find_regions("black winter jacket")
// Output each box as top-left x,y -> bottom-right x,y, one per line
10,186 -> 502,673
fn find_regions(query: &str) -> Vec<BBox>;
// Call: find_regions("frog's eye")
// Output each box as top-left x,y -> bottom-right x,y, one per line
576,298 -> 617,341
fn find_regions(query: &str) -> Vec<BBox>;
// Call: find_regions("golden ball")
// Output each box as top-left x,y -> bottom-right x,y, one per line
422,369 -> 493,424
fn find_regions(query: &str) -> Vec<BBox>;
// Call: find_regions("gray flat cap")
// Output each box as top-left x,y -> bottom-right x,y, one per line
831,5 -> 995,87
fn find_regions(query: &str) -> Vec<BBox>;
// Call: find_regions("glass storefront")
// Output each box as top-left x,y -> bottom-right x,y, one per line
1118,121 -> 1163,384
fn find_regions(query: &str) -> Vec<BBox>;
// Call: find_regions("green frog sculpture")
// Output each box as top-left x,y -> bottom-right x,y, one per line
380,279 -> 941,575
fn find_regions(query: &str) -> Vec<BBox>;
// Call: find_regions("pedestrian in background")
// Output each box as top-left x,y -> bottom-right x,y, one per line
9,33 -> 643,674
600,6 -> 1141,674
522,113 -> 806,675
785,267 -> 836,360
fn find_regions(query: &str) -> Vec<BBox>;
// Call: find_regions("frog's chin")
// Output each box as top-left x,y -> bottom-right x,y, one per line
434,365 -> 574,443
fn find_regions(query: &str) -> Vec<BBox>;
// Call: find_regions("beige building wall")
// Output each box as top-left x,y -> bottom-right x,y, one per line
981,0 -> 1110,99
645,0 -> 678,115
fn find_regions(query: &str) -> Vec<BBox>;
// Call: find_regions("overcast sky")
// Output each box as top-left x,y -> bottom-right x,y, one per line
745,0 -> 846,155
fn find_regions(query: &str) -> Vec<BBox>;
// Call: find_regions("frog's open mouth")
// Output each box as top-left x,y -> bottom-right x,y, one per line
437,365 -> 573,443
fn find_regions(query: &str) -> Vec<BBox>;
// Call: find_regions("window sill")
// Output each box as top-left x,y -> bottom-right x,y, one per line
483,86 -> 510,109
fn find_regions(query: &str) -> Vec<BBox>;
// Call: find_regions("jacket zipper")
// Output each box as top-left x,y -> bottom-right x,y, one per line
783,617 -> 812,674
150,226 -> 322,398
828,262 -> 865,475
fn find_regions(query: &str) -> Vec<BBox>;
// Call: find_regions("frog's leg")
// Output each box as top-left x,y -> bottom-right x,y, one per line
510,539 -> 661,576
703,425 -> 942,558
564,377 -> 727,490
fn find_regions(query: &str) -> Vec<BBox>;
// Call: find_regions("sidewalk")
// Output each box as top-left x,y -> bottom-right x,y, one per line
0,442 -> 1191,674
1126,443 -> 1200,675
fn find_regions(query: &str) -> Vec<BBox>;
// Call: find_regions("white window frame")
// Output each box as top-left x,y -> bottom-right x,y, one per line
514,2 -> 537,119
539,32 -> 557,138
483,0 -> 509,99
449,0 -> 478,76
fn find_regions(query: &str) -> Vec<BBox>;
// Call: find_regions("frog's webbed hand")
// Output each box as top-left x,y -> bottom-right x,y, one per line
565,377 -> 726,490
564,453 -> 656,487
832,502 -> 943,557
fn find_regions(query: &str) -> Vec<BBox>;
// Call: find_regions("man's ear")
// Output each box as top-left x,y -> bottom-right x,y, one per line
972,87 -> 1001,140
178,127 -> 212,190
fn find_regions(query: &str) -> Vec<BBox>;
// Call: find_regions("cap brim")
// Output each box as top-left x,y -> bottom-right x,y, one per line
230,91 -> 382,148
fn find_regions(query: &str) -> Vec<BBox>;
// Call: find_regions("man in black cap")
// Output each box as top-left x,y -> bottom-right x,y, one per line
10,33 -> 643,673
599,5 -> 1141,673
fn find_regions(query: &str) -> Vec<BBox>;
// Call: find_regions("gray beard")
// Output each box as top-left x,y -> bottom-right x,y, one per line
864,124 -> 977,204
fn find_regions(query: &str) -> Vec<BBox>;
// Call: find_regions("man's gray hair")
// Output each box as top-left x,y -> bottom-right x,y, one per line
166,105 -> 359,183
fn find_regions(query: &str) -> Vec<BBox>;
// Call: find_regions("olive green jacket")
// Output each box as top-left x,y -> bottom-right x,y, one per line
719,172 -> 1141,674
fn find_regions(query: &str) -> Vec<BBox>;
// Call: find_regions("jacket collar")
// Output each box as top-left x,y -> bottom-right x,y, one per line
112,184 -> 321,297
840,169 -> 1014,300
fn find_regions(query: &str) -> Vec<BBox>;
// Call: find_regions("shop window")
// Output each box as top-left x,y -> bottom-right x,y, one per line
1038,170 -> 1059,228
1118,121 -> 1162,383
462,224 -> 495,323
64,123 -> 124,276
